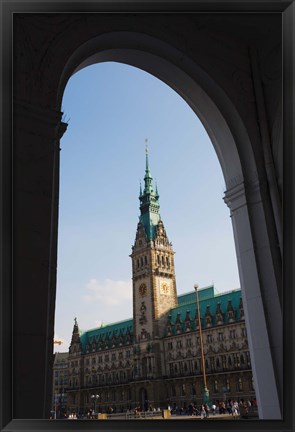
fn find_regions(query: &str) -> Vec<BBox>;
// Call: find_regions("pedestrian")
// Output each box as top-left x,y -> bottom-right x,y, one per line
200,404 -> 206,419
232,401 -> 239,419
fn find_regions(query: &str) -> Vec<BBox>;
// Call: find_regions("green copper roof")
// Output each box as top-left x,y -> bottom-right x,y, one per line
168,288 -> 243,335
78,286 -> 243,353
80,318 -> 133,352
138,149 -> 160,241
178,286 -> 214,305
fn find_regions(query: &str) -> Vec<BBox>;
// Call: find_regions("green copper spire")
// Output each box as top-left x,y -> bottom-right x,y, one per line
139,144 -> 160,240
144,144 -> 153,194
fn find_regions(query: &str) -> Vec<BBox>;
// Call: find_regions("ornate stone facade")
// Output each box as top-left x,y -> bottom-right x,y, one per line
66,153 -> 256,414
52,352 -> 69,419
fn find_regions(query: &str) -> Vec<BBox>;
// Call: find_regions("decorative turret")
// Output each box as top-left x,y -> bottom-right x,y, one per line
216,302 -> 224,325
239,296 -> 245,320
205,305 -> 213,327
69,317 -> 82,354
227,300 -> 235,323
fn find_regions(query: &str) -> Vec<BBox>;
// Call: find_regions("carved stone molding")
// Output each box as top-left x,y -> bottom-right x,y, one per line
14,100 -> 66,141
223,182 -> 246,213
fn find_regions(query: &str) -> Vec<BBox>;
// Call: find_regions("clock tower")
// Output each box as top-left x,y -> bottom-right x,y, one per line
130,148 -> 178,347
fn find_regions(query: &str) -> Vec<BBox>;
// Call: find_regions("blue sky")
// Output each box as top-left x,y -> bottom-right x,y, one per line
54,62 -> 240,352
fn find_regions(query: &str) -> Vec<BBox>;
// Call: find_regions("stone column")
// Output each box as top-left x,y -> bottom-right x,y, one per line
13,101 -> 67,419
224,181 -> 282,419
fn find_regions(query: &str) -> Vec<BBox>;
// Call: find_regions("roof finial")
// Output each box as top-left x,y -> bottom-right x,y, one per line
145,138 -> 150,173
155,180 -> 159,199
139,181 -> 142,197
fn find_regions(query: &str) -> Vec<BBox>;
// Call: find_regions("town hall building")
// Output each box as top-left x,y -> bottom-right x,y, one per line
66,150 -> 255,414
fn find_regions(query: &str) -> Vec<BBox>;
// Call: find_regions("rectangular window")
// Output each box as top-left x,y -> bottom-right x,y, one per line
168,342 -> 173,350
238,378 -> 243,391
169,363 -> 174,375
229,329 -> 236,339
186,338 -> 192,347
218,332 -> 224,341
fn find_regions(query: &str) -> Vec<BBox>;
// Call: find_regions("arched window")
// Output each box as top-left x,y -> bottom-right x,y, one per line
166,256 -> 169,267
144,256 -> 147,265
162,255 -> 165,266
238,378 -> 243,391
127,389 -> 131,400
214,380 -> 218,392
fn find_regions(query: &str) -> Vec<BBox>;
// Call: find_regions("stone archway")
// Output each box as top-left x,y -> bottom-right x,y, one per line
12,13 -> 284,420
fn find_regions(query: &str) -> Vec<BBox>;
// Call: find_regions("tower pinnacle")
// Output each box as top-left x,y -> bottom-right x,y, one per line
139,144 -> 160,240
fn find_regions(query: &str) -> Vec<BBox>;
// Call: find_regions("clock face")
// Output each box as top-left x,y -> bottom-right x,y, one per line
161,282 -> 170,295
139,283 -> 147,297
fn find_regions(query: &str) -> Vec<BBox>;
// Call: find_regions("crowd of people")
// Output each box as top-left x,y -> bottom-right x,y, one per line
168,398 -> 257,419
54,397 -> 257,420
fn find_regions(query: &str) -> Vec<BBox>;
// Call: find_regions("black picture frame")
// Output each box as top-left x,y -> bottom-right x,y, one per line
1,1 -> 294,432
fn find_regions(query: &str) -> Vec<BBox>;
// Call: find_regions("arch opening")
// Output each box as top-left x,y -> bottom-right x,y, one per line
55,31 -> 281,419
